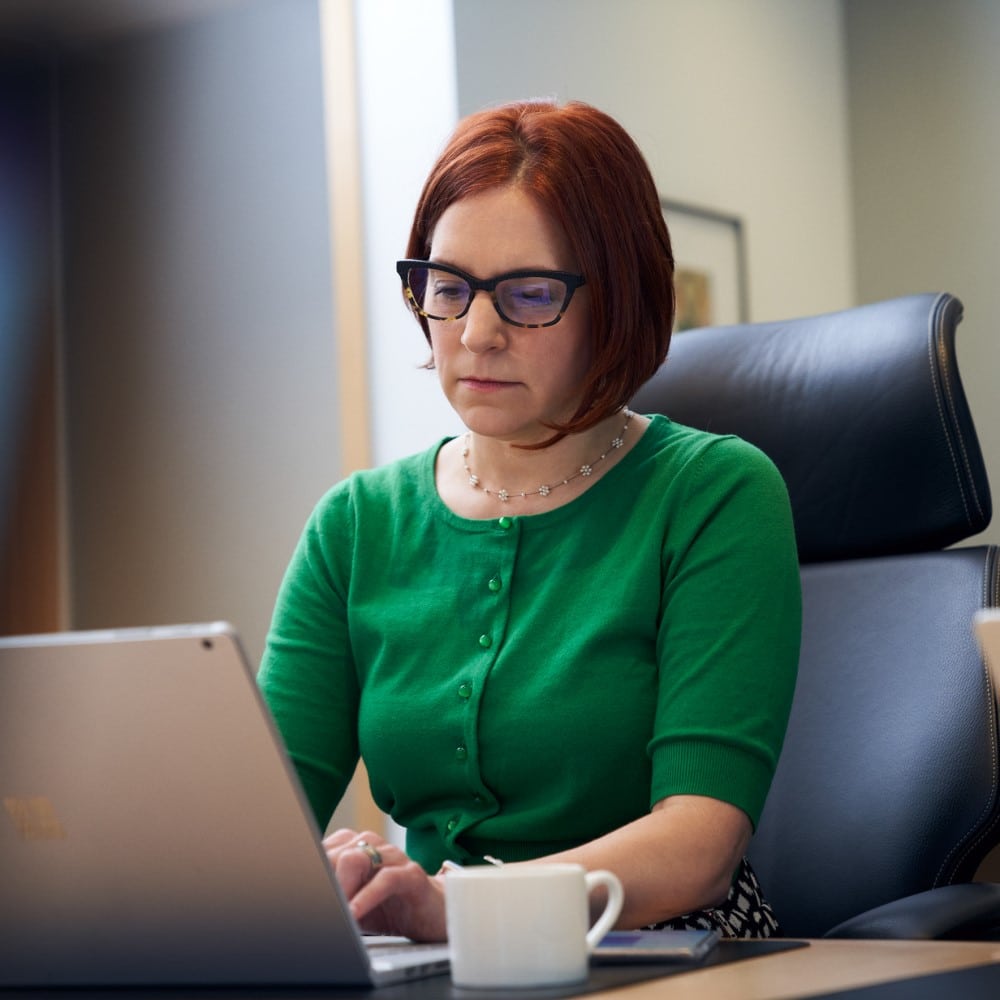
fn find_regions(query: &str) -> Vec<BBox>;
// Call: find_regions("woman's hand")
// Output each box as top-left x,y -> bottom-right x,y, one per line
322,828 -> 448,942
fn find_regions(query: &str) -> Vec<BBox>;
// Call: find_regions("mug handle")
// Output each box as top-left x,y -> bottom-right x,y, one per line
583,869 -> 625,951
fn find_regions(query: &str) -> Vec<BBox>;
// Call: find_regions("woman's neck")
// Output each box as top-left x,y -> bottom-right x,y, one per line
464,409 -> 633,501
437,409 -> 648,519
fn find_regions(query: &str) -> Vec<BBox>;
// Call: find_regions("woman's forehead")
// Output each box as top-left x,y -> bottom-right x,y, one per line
429,187 -> 576,275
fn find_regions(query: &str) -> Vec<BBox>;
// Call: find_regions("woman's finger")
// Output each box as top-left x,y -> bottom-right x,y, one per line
319,830 -> 447,940
349,862 -> 448,941
333,844 -> 379,899
322,827 -> 361,854
323,828 -> 386,865
324,830 -> 400,899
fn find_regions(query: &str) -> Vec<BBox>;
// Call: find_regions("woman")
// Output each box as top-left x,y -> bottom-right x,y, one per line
258,100 -> 801,942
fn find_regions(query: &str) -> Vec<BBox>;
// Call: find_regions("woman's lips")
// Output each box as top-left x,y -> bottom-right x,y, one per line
460,377 -> 518,392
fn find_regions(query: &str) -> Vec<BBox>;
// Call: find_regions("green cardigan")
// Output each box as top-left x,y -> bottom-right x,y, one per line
258,415 -> 801,873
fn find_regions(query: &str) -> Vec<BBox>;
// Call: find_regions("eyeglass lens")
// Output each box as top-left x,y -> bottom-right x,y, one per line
406,266 -> 570,326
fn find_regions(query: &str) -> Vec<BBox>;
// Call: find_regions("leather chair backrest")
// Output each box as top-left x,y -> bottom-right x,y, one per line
631,293 -> 991,563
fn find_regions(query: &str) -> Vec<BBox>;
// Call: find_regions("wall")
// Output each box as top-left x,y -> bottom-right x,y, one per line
451,0 -> 854,329
845,0 -> 1000,545
356,0 -> 460,464
59,0 -> 338,663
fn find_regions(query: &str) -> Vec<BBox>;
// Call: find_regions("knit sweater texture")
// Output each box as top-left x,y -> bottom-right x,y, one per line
258,415 -> 801,873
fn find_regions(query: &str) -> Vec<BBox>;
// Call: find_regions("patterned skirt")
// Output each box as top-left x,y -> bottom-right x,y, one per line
646,856 -> 781,938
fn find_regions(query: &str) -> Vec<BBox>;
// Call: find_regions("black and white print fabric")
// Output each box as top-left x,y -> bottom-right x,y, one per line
648,856 -> 781,938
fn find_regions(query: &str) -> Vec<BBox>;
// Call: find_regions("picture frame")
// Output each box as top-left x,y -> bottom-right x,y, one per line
661,199 -> 749,330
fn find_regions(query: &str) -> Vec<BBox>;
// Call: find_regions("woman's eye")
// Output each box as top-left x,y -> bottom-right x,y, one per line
431,281 -> 467,300
510,282 -> 553,306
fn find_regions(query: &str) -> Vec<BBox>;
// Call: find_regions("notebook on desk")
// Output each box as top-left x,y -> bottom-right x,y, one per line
0,622 -> 450,988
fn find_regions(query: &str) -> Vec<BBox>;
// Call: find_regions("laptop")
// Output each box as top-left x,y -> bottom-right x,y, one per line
0,622 -> 450,987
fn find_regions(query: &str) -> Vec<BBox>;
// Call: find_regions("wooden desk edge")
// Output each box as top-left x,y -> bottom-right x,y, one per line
598,937 -> 1000,1000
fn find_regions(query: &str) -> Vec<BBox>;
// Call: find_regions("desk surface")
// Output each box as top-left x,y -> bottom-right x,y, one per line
3,939 -> 999,999
603,938 -> 1000,1000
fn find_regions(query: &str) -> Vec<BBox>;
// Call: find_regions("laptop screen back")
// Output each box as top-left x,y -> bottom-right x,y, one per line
0,623 -> 376,986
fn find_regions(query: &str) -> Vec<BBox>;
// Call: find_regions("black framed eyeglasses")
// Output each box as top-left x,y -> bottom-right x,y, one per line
395,259 -> 586,329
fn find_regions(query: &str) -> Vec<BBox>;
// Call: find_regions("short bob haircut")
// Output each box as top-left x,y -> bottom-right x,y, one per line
404,99 -> 675,442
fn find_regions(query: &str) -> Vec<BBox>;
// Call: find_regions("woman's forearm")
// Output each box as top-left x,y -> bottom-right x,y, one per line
539,794 -> 751,928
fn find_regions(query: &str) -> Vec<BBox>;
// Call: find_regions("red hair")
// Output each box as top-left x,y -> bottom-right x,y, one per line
405,99 -> 675,440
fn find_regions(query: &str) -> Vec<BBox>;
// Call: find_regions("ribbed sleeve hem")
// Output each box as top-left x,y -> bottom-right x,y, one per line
650,738 -> 777,830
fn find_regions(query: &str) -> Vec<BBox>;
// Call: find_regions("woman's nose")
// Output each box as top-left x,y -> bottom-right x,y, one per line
460,292 -> 507,354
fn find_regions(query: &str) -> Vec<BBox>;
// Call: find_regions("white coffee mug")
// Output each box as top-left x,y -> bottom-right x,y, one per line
444,863 -> 625,989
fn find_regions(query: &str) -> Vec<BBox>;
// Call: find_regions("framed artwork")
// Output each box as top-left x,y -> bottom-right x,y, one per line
661,199 -> 749,330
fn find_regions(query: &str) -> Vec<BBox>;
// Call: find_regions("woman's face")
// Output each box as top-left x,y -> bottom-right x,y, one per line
426,185 -> 592,446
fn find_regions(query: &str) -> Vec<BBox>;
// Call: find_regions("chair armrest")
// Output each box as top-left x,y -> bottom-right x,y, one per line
824,883 -> 1000,939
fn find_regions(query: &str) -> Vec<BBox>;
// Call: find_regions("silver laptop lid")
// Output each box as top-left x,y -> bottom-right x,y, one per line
0,623 -> 391,987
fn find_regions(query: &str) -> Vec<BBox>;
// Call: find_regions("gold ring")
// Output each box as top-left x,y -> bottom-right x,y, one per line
355,839 -> 383,869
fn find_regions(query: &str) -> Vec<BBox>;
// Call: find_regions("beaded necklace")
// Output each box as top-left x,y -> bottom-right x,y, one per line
461,409 -> 633,503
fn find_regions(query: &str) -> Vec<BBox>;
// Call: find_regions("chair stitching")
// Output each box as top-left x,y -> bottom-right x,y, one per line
935,549 -> 1000,884
938,311 -> 987,524
927,328 -> 972,527
928,296 -> 983,524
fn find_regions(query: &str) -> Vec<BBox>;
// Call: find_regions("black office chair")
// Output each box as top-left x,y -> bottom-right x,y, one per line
632,292 -> 1000,939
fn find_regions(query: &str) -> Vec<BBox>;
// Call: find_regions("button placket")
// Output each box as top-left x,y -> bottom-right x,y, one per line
449,517 -> 519,842
472,516 -> 516,655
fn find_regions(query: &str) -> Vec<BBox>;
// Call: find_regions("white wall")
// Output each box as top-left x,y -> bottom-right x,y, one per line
60,0 -> 338,663
451,0 -> 855,326
846,0 -> 1000,545
355,0 -> 462,465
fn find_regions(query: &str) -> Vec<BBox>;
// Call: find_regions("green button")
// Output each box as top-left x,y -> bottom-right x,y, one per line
455,745 -> 468,762
478,634 -> 492,649
497,516 -> 513,530
488,575 -> 502,593
446,816 -> 459,833
458,682 -> 472,699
